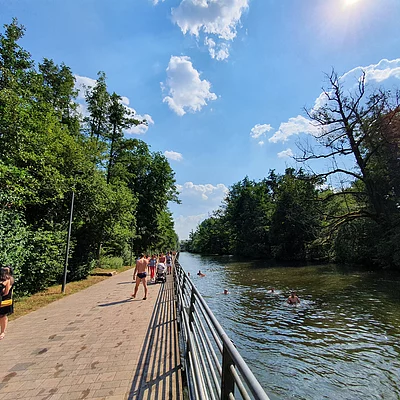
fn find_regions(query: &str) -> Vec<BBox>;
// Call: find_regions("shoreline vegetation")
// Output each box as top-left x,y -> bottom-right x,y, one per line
0,19 -> 179,299
181,73 -> 400,269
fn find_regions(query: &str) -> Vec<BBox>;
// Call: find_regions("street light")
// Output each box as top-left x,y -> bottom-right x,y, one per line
62,190 -> 75,294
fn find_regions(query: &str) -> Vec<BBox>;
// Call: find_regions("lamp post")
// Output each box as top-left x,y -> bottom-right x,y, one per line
62,190 -> 75,294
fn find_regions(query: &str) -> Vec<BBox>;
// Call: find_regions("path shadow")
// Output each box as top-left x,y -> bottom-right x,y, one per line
127,276 -> 183,399
98,299 -> 132,307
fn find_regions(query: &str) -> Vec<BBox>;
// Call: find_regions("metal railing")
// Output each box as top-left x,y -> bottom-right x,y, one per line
174,260 -> 271,400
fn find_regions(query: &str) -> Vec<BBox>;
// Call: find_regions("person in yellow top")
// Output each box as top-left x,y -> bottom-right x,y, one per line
0,266 -> 15,340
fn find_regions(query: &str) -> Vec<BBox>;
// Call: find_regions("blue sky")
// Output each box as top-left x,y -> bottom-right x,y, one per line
1,0 -> 400,239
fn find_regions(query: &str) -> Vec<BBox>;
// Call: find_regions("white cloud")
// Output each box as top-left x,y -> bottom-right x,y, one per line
172,0 -> 248,40
178,182 -> 228,201
164,150 -> 183,161
74,74 -> 97,100
171,0 -> 249,60
174,214 -> 207,240
120,96 -> 130,106
162,56 -> 217,116
172,181 -> 229,239
270,59 -> 400,144
342,58 -> 400,84
314,58 -> 400,110
250,123 -> 273,139
152,0 -> 165,4
269,115 -> 322,143
74,74 -> 154,135
124,111 -> 154,135
258,141 -> 264,146
205,37 -> 230,60
277,148 -> 294,158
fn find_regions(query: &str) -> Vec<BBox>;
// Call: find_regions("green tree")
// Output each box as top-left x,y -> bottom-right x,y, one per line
84,71 -> 110,142
270,168 -> 322,260
0,19 -> 180,293
106,92 -> 145,184
113,139 -> 179,253
38,58 -> 79,133
224,177 -> 272,257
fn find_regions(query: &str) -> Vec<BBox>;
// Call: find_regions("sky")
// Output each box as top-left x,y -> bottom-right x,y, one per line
1,0 -> 400,239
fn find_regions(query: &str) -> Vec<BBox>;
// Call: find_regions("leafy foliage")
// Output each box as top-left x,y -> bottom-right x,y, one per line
0,19 -> 179,294
187,169 -> 321,260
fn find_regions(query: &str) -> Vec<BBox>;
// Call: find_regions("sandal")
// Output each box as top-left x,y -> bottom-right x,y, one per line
0,333 -> 5,340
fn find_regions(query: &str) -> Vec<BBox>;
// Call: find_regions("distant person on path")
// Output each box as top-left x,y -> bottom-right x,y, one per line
149,255 -> 157,282
0,266 -> 15,340
158,253 -> 166,264
166,252 -> 173,275
132,254 -> 149,300
287,291 -> 300,306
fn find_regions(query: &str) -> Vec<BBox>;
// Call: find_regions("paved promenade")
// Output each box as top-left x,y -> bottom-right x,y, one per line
0,269 -> 183,400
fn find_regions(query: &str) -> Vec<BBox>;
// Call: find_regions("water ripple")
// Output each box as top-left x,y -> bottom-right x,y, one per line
179,253 -> 400,400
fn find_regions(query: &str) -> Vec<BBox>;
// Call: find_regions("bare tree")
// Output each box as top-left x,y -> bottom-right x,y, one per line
296,70 -> 400,231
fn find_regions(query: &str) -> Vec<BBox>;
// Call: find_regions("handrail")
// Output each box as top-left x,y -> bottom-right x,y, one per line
174,259 -> 271,400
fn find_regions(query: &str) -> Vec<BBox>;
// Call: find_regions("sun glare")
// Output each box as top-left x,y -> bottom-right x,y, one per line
343,0 -> 361,7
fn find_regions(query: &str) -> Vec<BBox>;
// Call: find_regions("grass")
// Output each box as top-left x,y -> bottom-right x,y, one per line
9,265 -> 133,321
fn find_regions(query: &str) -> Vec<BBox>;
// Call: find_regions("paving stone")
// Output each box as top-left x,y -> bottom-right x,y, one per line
0,270 -> 182,399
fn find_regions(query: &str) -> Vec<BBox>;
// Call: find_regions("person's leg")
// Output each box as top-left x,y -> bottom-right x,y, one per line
132,276 -> 141,298
0,315 -> 7,339
142,278 -> 148,300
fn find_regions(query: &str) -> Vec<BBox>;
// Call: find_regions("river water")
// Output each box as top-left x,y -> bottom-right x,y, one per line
178,252 -> 400,400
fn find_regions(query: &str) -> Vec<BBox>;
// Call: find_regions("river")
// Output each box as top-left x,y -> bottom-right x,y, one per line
178,252 -> 400,400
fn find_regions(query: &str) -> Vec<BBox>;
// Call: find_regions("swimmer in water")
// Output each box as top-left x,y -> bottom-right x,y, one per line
268,287 -> 275,293
223,289 -> 229,295
197,270 -> 206,277
287,291 -> 300,305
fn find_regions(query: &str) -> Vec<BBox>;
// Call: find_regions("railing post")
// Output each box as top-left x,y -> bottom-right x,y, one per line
181,271 -> 186,297
221,344 -> 235,400
189,286 -> 195,329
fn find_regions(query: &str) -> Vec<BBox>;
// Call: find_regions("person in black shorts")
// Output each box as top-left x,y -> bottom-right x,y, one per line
132,254 -> 149,300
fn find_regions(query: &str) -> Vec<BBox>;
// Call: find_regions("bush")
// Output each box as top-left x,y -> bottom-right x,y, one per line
18,227 -> 65,295
0,204 -> 28,288
98,256 -> 123,270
